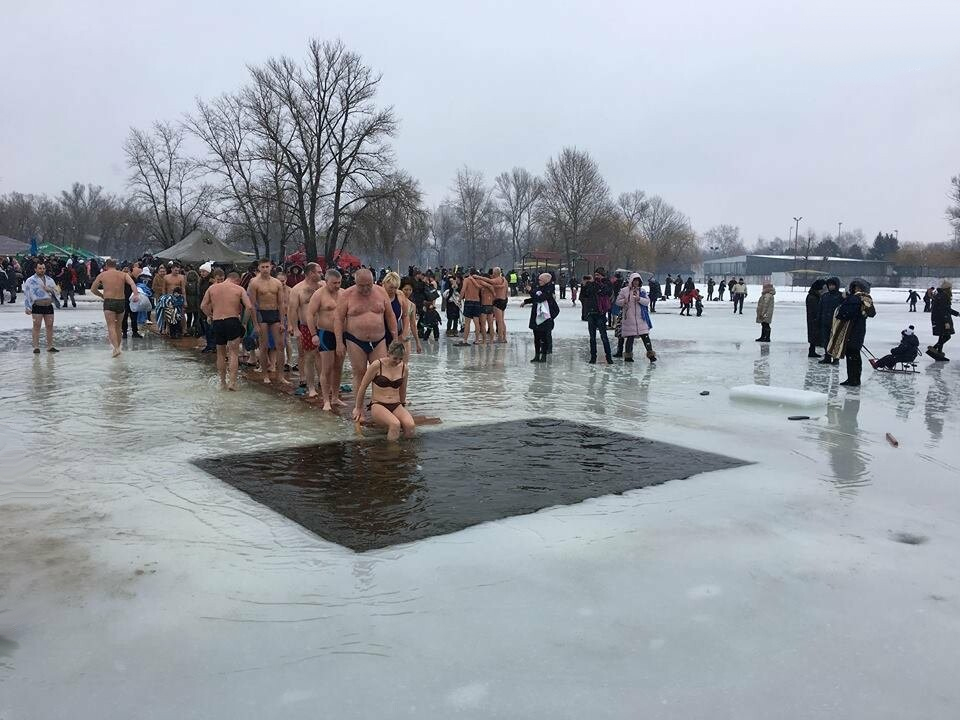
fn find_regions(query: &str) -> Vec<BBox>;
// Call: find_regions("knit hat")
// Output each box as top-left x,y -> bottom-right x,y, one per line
903,325 -> 915,336
199,262 -> 213,273
940,280 -> 952,291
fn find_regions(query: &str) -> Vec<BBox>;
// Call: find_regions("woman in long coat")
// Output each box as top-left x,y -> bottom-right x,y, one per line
805,279 -> 826,357
614,273 -> 657,363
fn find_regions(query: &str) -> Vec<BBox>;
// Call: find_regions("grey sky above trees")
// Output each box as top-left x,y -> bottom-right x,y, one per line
3,0 -> 960,247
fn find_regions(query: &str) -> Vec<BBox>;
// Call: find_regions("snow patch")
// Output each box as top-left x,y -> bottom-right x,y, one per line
729,384 -> 828,408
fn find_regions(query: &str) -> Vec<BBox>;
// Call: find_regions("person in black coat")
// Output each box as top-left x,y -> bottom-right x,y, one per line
707,277 -> 715,301
674,277 -> 682,298
817,277 -> 844,364
906,289 -> 920,312
647,277 -> 661,312
805,278 -> 826,357
928,281 -> 957,360
922,287 -> 934,312
832,279 -> 876,386
663,275 -> 672,298
870,325 -> 920,369
522,272 -> 560,362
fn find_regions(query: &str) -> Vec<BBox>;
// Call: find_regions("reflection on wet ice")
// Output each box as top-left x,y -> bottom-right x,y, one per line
816,396 -> 871,495
923,366 -> 949,445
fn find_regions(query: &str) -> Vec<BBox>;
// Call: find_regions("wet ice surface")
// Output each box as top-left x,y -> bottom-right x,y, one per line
1,295 -> 958,719
196,419 -> 746,551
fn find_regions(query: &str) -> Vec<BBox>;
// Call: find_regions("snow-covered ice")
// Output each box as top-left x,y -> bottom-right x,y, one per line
0,289 -> 957,719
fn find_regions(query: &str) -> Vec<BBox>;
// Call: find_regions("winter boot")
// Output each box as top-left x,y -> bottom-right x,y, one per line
623,352 -> 634,362
647,350 -> 657,362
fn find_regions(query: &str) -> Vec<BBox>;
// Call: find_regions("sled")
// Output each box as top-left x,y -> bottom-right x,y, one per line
874,362 -> 919,374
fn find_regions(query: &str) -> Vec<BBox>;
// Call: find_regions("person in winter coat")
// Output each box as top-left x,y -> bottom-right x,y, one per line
827,278 -> 876,387
663,275 -> 672,298
707,277 -> 715,301
870,325 -> 920,369
928,280 -> 958,361
521,272 -> 560,362
185,268 -> 201,335
755,283 -> 776,341
922,287 -> 934,312
716,277 -> 726,301
57,262 -> 78,309
673,277 -> 682,298
906,289 -> 920,312
614,273 -> 657,362
805,278 -> 827,357
817,277 -> 844,364
694,290 -> 704,317
683,276 -> 695,293
579,269 -> 613,364
647,277 -> 661,312
731,279 -> 747,314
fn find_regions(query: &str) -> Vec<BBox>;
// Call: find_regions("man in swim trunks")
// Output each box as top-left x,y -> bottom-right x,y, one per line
200,269 -> 254,390
163,263 -> 187,296
247,258 -> 287,384
490,267 -> 509,343
307,268 -> 345,411
90,258 -> 141,357
457,269 -> 496,346
287,262 -> 323,398
334,268 -> 398,396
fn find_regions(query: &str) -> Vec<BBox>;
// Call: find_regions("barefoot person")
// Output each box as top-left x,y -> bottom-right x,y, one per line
23,261 -> 60,354
288,262 -> 323,398
457,269 -> 494,346
490,267 -> 509,343
89,259 -> 141,357
247,259 -> 287,385
334,268 -> 398,393
306,269 -> 346,411
200,269 -> 254,390
352,340 -> 416,441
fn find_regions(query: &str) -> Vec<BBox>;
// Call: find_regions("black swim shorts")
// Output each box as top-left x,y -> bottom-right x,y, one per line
212,317 -> 244,346
463,300 -> 481,318
32,304 -> 54,315
257,309 -> 281,325
492,298 -> 508,311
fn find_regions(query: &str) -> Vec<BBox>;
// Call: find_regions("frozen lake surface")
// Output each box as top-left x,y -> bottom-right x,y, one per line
1,290 -> 958,719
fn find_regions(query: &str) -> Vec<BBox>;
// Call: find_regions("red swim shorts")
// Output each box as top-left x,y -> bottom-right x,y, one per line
299,323 -> 317,352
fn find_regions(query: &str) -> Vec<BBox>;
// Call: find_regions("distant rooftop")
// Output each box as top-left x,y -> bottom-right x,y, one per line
705,254 -> 883,264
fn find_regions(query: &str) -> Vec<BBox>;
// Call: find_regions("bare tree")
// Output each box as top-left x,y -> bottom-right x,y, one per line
494,168 -> 541,265
701,224 -> 746,258
341,172 -> 425,267
640,196 -> 699,269
452,167 -> 498,268
948,174 -> 960,243
430,203 -> 460,269
123,121 -> 212,248
538,147 -> 609,271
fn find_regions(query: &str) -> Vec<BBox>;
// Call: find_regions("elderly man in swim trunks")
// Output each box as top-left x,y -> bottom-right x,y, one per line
456,269 -> 496,346
334,268 -> 398,396
247,258 -> 287,385
287,262 -> 323,399
90,258 -> 141,357
307,268 -> 345,411
200,269 -> 254,391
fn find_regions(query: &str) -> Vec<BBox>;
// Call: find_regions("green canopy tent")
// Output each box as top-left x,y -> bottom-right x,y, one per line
60,246 -> 99,260
33,243 -> 73,257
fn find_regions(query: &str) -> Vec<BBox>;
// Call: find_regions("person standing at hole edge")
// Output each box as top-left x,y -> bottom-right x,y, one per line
805,279 -> 826,357
817,277 -> 843,365
23,260 -> 60,353
827,278 -> 876,387
927,280 -> 957,361
522,272 -> 559,363
755,282 -> 775,342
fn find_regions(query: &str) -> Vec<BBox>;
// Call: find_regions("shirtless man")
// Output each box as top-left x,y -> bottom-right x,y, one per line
306,269 -> 345,411
90,258 -> 141,357
457,269 -> 495,346
247,259 -> 287,384
163,263 -> 187,296
200,269 -> 254,391
287,262 -> 323,399
334,268 -> 398,396
490,267 -> 509,343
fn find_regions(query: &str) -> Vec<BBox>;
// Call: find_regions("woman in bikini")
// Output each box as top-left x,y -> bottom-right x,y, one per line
352,340 -> 416,441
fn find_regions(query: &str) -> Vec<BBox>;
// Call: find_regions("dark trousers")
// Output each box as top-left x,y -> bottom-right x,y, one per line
649,295 -> 657,312
733,296 -> 744,313
122,304 -> 139,335
707,289 -> 714,301
624,334 -> 653,355
717,289 -> 724,301
909,302 -> 917,311
934,334 -> 952,353
759,322 -> 771,341
587,313 -> 612,361
559,285 -> 566,299
420,324 -> 439,340
533,325 -> 552,357
446,311 -> 460,332
846,344 -> 863,384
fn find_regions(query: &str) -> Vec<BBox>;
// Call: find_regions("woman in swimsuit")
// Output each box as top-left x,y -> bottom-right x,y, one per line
400,281 -> 422,355
352,341 -> 416,441
382,272 -> 406,347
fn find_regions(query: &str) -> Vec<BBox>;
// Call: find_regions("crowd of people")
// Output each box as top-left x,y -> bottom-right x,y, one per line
12,251 -> 958,436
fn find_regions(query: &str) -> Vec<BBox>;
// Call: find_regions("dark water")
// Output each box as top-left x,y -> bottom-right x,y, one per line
194,418 -> 748,551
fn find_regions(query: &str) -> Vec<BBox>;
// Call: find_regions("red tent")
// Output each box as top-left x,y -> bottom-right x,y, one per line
283,247 -> 363,270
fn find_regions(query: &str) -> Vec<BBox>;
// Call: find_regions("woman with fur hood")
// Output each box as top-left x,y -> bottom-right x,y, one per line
755,283 -> 776,342
928,280 -> 958,361
614,273 -> 657,362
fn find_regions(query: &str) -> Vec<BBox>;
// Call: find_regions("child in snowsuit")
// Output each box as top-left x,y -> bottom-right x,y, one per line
522,272 -> 560,362
694,290 -> 704,317
870,325 -> 920,369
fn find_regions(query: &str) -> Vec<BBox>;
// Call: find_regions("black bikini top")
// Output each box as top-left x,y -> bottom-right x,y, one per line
372,359 -> 404,389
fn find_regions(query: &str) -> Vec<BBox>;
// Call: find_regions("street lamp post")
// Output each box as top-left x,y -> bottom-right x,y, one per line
894,229 -> 899,242
837,221 -> 842,250
792,216 -> 802,286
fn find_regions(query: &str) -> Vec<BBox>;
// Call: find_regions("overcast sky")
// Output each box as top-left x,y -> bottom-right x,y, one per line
3,0 -> 959,246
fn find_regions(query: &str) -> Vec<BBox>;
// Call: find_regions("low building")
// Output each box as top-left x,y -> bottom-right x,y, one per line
702,255 -> 893,284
